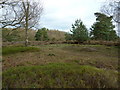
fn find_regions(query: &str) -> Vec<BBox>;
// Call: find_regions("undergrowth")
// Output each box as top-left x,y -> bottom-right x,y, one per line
2,63 -> 118,88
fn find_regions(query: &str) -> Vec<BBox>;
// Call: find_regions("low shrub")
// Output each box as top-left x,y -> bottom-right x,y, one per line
2,63 -> 118,88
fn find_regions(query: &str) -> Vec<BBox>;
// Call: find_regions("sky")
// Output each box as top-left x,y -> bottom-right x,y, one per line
38,0 -> 106,32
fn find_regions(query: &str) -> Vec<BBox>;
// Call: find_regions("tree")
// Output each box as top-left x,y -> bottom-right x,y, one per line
0,0 -> 43,46
70,19 -> 89,43
100,0 -> 120,37
109,30 -> 118,40
35,28 -> 49,41
65,33 -> 73,41
90,12 -> 117,41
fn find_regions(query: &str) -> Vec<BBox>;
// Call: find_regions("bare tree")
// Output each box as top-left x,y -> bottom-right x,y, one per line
0,0 -> 43,46
100,0 -> 120,37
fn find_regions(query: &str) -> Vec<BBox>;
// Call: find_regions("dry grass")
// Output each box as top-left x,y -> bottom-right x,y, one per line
2,44 -> 118,88
47,30 -> 66,41
2,44 -> 118,71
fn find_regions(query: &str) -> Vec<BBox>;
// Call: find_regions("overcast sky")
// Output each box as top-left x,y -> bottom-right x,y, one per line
39,0 -> 106,32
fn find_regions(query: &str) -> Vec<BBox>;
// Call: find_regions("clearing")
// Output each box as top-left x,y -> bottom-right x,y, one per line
2,44 -> 118,88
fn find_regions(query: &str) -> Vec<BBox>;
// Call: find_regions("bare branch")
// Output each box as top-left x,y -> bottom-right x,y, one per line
1,0 -> 43,46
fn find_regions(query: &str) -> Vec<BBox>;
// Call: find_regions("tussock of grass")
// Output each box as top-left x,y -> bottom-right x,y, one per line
2,63 -> 118,88
2,46 -> 40,55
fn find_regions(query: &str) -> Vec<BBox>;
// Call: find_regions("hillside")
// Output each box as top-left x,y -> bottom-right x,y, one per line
2,28 -> 66,42
47,30 -> 66,41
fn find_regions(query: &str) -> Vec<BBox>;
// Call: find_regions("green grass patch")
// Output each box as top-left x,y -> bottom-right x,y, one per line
2,46 -> 40,55
2,63 -> 118,88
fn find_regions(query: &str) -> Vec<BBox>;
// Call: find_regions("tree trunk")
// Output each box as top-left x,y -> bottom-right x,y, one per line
25,28 -> 28,47
24,0 -> 29,47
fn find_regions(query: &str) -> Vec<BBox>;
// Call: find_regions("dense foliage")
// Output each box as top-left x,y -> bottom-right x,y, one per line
65,33 -> 73,41
70,19 -> 89,43
35,28 -> 49,41
90,12 -> 118,41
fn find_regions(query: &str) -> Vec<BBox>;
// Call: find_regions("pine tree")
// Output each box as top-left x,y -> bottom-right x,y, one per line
35,28 -> 49,41
71,19 -> 89,43
90,12 -> 117,41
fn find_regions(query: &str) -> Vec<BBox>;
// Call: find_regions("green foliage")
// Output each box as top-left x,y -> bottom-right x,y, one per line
109,30 -> 119,40
2,28 -> 36,42
65,33 -> 73,41
70,19 -> 89,43
2,46 -> 40,55
90,12 -> 118,41
35,28 -> 49,41
2,28 -> 20,42
2,63 -> 118,88
2,28 -> 66,42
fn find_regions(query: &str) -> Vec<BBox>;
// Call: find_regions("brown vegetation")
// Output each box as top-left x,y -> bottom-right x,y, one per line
2,44 -> 118,71
2,44 -> 118,88
2,28 -> 66,42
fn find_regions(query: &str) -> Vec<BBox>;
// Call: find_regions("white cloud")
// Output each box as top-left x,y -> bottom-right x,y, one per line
39,0 -> 106,32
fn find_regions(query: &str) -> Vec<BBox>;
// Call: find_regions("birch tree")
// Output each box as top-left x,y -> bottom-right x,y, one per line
0,0 -> 43,46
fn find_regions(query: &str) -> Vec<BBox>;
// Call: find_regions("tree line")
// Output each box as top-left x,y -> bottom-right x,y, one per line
65,12 -> 119,43
2,12 -> 119,43
1,0 -> 119,46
